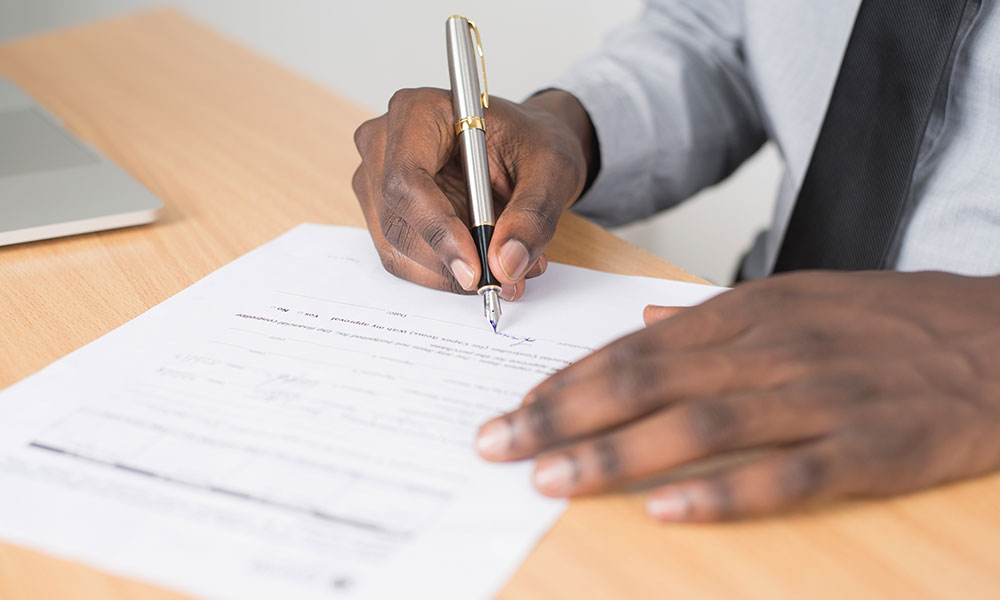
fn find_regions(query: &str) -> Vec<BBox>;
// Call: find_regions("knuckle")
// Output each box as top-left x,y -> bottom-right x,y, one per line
545,148 -> 586,194
759,322 -> 837,358
830,373 -> 883,402
605,336 -> 647,370
613,360 -> 659,407
353,117 -> 381,153
800,326 -> 836,348
741,280 -> 797,313
593,437 -> 623,481
753,287 -> 793,311
706,477 -> 736,521
847,421 -> 929,468
780,454 -> 829,500
387,87 -> 450,120
547,146 -> 579,171
701,351 -> 740,389
413,214 -> 452,252
380,168 -> 413,213
685,400 -> 739,451
351,167 -> 371,201
783,329 -> 836,363
380,173 -> 459,255
386,87 -> 417,112
519,398 -> 560,447
380,211 -> 416,252
351,167 -> 365,195
605,340 -> 660,407
416,87 -> 452,115
510,202 -> 560,240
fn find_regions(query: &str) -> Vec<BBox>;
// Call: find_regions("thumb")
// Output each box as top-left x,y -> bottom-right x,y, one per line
488,159 -> 581,284
643,305 -> 687,326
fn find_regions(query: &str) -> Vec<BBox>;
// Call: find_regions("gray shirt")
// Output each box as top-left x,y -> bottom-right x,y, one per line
554,0 -> 1000,279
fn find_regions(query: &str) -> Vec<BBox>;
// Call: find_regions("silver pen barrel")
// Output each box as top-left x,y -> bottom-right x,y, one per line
446,16 -> 494,229
446,15 -> 502,332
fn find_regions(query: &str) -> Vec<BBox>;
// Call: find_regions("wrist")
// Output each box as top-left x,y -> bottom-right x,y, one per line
523,89 -> 601,192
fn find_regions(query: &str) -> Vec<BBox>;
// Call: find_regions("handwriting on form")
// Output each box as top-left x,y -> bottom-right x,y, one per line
497,331 -> 536,347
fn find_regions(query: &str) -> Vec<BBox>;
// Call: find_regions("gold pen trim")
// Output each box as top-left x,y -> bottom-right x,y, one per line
455,116 -> 486,135
467,20 -> 489,109
447,14 -> 489,109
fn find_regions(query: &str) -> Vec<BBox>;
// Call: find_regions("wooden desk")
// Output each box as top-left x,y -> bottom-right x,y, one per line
1,10 -> 998,599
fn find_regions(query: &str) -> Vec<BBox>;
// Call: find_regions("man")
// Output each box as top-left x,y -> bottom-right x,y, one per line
352,1 -> 1000,522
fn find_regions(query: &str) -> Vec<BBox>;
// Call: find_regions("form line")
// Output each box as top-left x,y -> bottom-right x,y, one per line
28,442 -> 407,537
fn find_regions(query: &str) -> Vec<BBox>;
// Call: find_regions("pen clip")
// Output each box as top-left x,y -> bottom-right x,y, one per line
466,19 -> 489,109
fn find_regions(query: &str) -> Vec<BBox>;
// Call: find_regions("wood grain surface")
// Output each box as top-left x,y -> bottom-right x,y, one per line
0,10 -> 998,599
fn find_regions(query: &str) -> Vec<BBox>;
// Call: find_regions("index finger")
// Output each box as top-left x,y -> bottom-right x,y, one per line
379,88 -> 482,287
529,294 -> 747,401
475,303 -> 758,461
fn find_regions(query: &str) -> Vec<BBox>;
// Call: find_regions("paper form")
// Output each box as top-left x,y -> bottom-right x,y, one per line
0,224 -> 723,599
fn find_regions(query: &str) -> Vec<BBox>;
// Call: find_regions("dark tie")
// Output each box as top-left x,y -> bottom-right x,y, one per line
773,0 -> 977,273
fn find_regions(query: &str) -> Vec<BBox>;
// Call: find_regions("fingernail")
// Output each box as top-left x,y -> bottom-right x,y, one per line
476,420 -> 512,459
499,282 -> 518,301
450,259 -> 476,290
647,491 -> 690,521
537,255 -> 548,275
498,239 -> 530,281
533,457 -> 575,495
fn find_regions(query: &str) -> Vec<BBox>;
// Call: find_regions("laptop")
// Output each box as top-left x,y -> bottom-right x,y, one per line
0,75 -> 161,246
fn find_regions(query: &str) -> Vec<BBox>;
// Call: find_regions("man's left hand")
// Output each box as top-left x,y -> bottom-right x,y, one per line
475,271 -> 1000,522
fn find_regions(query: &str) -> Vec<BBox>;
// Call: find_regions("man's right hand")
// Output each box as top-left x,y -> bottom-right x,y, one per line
352,88 -> 597,301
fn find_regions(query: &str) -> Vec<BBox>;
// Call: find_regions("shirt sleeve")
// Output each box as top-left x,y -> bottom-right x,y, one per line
551,0 -> 767,227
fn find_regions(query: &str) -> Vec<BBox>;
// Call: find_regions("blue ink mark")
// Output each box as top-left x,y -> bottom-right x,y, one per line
497,332 -> 536,347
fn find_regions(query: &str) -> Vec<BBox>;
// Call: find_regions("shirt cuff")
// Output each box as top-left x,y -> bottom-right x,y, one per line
545,58 -> 660,228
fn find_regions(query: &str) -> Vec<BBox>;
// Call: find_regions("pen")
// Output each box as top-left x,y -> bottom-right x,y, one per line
446,15 -> 502,333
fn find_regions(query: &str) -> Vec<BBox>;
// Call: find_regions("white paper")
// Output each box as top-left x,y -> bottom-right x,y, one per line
0,224 -> 723,599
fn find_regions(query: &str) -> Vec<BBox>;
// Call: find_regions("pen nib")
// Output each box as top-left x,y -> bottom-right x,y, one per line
482,289 -> 501,333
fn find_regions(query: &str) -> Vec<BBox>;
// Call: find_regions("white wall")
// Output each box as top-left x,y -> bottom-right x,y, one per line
0,0 -> 781,284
